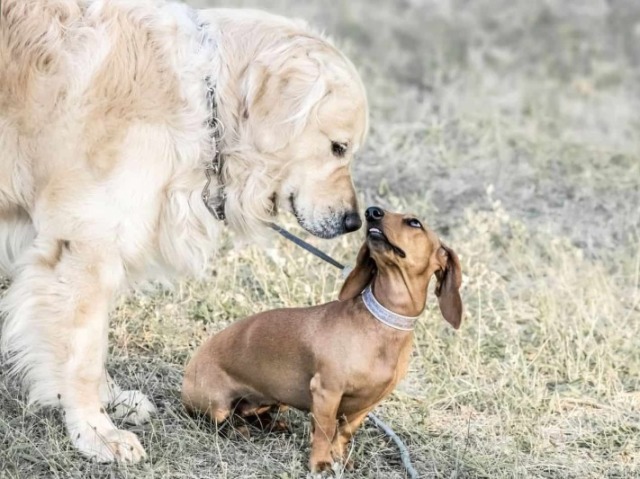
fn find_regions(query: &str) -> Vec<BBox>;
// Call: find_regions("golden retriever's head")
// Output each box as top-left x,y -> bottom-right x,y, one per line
274,75 -> 367,238
219,19 -> 368,239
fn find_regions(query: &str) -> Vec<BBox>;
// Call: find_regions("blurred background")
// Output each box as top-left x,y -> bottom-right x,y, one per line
193,0 -> 640,255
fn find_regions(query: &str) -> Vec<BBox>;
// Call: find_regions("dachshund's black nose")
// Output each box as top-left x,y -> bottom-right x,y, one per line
365,206 -> 384,222
343,211 -> 362,232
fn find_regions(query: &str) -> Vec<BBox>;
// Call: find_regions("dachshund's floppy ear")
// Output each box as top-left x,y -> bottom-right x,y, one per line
434,244 -> 463,329
339,243 -> 375,300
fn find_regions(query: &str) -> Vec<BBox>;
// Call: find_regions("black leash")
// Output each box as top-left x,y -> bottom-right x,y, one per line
267,222 -> 420,479
268,223 -> 346,270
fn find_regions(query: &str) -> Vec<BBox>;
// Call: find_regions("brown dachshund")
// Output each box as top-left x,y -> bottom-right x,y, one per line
182,206 -> 463,472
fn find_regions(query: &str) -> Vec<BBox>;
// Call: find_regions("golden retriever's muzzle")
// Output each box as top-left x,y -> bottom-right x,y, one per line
289,193 -> 361,239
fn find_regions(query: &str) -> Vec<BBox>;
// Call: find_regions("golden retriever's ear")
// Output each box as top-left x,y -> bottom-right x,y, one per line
434,244 -> 463,329
339,243 -> 375,301
243,59 -> 326,153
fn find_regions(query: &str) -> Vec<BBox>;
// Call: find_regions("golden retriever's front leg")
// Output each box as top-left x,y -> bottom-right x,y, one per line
0,238 -> 146,463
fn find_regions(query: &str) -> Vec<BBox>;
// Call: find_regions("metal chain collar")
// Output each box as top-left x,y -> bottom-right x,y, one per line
201,75 -> 226,221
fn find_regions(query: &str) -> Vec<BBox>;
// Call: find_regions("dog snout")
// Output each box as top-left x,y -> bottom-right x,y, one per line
343,211 -> 362,233
365,206 -> 384,222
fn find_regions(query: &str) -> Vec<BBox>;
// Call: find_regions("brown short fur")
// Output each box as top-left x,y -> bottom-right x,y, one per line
183,208 -> 463,472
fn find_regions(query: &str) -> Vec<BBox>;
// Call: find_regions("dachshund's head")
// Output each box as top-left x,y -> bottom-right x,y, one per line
339,207 -> 463,329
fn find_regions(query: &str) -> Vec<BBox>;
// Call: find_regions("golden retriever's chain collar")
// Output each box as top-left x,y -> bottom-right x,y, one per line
361,285 -> 419,331
201,75 -> 226,221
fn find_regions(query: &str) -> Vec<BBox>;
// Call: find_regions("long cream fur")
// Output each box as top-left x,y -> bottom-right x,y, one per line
0,0 -> 368,462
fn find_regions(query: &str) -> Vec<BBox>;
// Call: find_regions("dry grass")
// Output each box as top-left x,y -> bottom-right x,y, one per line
2,0 -> 640,477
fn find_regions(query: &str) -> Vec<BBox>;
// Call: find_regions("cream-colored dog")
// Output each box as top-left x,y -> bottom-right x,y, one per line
0,0 -> 367,462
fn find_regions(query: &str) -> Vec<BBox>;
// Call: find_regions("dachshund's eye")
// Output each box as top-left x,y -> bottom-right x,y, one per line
408,218 -> 422,229
331,141 -> 347,157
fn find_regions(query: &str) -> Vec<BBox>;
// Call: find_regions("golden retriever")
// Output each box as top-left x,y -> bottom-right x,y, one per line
0,0 -> 368,462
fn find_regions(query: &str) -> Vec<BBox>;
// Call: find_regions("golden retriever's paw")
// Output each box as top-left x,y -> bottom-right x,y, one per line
110,390 -> 156,425
71,421 -> 146,463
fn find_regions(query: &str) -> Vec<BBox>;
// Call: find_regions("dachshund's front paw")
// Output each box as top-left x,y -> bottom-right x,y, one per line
309,456 -> 334,473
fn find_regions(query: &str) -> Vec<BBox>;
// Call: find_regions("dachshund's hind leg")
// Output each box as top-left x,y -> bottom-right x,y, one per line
182,364 -> 232,424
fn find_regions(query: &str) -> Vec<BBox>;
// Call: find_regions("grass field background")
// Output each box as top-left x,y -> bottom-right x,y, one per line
2,0 -> 640,477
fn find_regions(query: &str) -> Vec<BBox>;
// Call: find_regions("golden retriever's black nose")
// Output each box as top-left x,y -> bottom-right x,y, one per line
365,206 -> 384,222
344,212 -> 362,232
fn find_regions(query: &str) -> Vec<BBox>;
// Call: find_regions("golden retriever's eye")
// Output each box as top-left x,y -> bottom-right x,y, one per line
407,218 -> 422,229
331,141 -> 347,157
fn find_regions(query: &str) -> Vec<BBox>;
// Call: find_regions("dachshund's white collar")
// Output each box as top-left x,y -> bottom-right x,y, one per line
362,285 -> 419,331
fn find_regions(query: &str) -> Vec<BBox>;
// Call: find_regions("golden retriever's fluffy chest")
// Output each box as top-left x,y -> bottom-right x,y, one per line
0,0 -> 219,276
